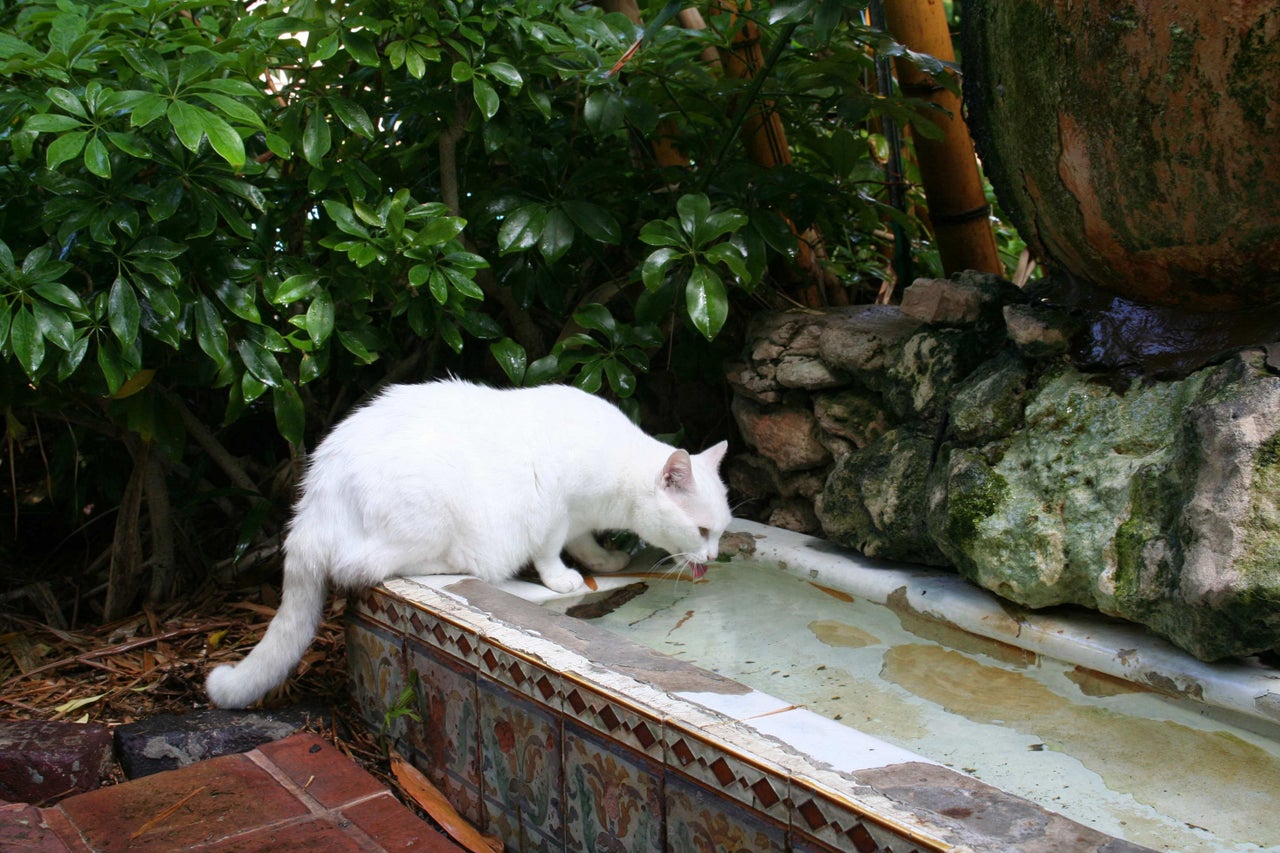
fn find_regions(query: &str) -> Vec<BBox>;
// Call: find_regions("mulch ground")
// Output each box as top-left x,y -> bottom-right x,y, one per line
0,584 -> 391,786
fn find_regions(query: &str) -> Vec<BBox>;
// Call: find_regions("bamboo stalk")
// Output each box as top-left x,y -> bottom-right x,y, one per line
882,0 -> 1002,276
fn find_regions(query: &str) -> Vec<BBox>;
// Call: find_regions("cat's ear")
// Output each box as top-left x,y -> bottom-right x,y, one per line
700,440 -> 728,471
661,449 -> 694,491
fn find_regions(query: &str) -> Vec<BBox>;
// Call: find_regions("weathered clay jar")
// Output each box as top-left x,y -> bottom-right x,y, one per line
963,1 -> 1280,311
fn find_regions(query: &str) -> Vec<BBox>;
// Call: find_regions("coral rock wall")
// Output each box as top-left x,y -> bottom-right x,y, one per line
726,274 -> 1280,661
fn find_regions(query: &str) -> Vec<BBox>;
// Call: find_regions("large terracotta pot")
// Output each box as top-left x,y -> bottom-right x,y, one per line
963,1 -> 1280,311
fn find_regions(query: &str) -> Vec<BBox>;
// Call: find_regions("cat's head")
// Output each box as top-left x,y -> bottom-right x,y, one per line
636,441 -> 732,573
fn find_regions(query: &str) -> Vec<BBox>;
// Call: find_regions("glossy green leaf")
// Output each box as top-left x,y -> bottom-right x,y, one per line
236,339 -> 284,387
305,290 -> 335,345
201,109 -> 245,170
96,339 -> 125,395
641,247 -> 680,291
451,60 -> 475,82
32,300 -> 75,352
583,89 -> 625,136
32,282 -> 83,311
562,201 -> 620,244
574,303 -> 616,338
637,219 -> 683,248
83,134 -> 111,178
10,308 -> 44,378
322,200 -> 370,238
538,208 -> 574,263
46,87 -> 87,118
25,113 -> 83,132
274,274 -> 319,305
705,242 -> 751,281
685,265 -> 728,341
676,193 -> 711,242
329,96 -> 375,139
497,205 -> 546,254
272,381 -> 305,446
415,216 -> 467,246
195,91 -> 266,130
473,78 -> 500,120
214,280 -> 261,323
342,28 -> 380,66
302,108 -> 332,166
108,277 -> 141,344
46,130 -> 87,170
490,337 -> 527,385
167,99 -> 206,153
604,358 -> 636,397
129,93 -> 169,128
484,62 -> 523,89
195,295 -> 230,367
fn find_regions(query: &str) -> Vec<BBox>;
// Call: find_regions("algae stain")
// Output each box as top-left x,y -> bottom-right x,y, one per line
1065,666 -> 1151,698
882,645 -> 1280,843
805,664 -> 928,742
808,619 -> 879,648
886,589 -> 1036,668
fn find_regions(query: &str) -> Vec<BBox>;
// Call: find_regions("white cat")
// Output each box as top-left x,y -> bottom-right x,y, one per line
206,379 -> 732,708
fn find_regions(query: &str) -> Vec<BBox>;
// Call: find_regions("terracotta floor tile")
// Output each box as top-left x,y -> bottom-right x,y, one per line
255,733 -> 386,810
186,814 -> 370,852
0,732 -> 462,853
58,752 -> 309,851
341,792 -> 466,852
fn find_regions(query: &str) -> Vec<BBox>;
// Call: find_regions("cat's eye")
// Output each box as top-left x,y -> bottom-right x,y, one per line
699,527 -> 711,539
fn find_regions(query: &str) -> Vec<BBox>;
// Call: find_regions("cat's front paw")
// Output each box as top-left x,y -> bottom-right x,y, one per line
540,568 -> 585,594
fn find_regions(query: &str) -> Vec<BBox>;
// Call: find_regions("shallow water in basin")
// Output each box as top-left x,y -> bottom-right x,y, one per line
543,559 -> 1280,853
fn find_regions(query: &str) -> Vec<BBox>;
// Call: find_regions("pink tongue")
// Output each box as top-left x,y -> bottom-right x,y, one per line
690,563 -> 707,580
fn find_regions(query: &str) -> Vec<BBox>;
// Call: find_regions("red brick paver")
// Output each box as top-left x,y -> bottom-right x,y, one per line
0,733 -> 463,852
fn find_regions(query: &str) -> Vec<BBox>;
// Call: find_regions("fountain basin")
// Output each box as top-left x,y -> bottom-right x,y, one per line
347,520 -> 1280,852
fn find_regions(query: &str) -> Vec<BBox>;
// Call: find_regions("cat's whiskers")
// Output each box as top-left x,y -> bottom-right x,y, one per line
648,551 -> 702,584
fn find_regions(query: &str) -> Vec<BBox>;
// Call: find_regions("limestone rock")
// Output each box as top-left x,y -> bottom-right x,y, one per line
931,353 -> 1280,660
1003,303 -> 1075,357
775,354 -> 846,390
731,396 -> 830,473
817,306 -> 922,384
813,390 -> 891,449
901,277 -> 988,324
818,429 -> 948,565
883,328 -> 987,424
948,353 -> 1031,446
725,276 -> 1280,660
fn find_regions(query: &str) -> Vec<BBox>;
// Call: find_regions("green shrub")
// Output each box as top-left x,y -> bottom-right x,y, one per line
0,0 -> 958,608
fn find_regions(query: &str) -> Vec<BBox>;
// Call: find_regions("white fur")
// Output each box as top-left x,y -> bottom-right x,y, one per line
205,380 -> 732,708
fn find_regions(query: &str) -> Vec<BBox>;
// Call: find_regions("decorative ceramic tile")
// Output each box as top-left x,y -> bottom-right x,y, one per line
562,676 -> 665,764
664,719 -> 791,827
476,638 -> 564,712
666,771 -> 787,852
345,614 -> 408,743
478,675 -> 563,851
789,780 -> 934,853
406,637 -> 482,826
564,720 -> 664,853
400,602 -> 481,667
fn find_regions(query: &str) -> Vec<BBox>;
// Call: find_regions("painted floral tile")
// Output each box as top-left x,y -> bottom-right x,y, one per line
478,675 -> 563,852
345,614 -> 407,742
406,637 -> 483,826
564,720 -> 663,853
666,771 -> 787,853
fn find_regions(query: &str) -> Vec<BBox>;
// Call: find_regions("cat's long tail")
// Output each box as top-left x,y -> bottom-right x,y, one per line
205,556 -> 327,709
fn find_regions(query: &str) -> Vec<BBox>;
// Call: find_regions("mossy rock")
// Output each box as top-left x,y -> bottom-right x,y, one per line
818,429 -> 948,565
